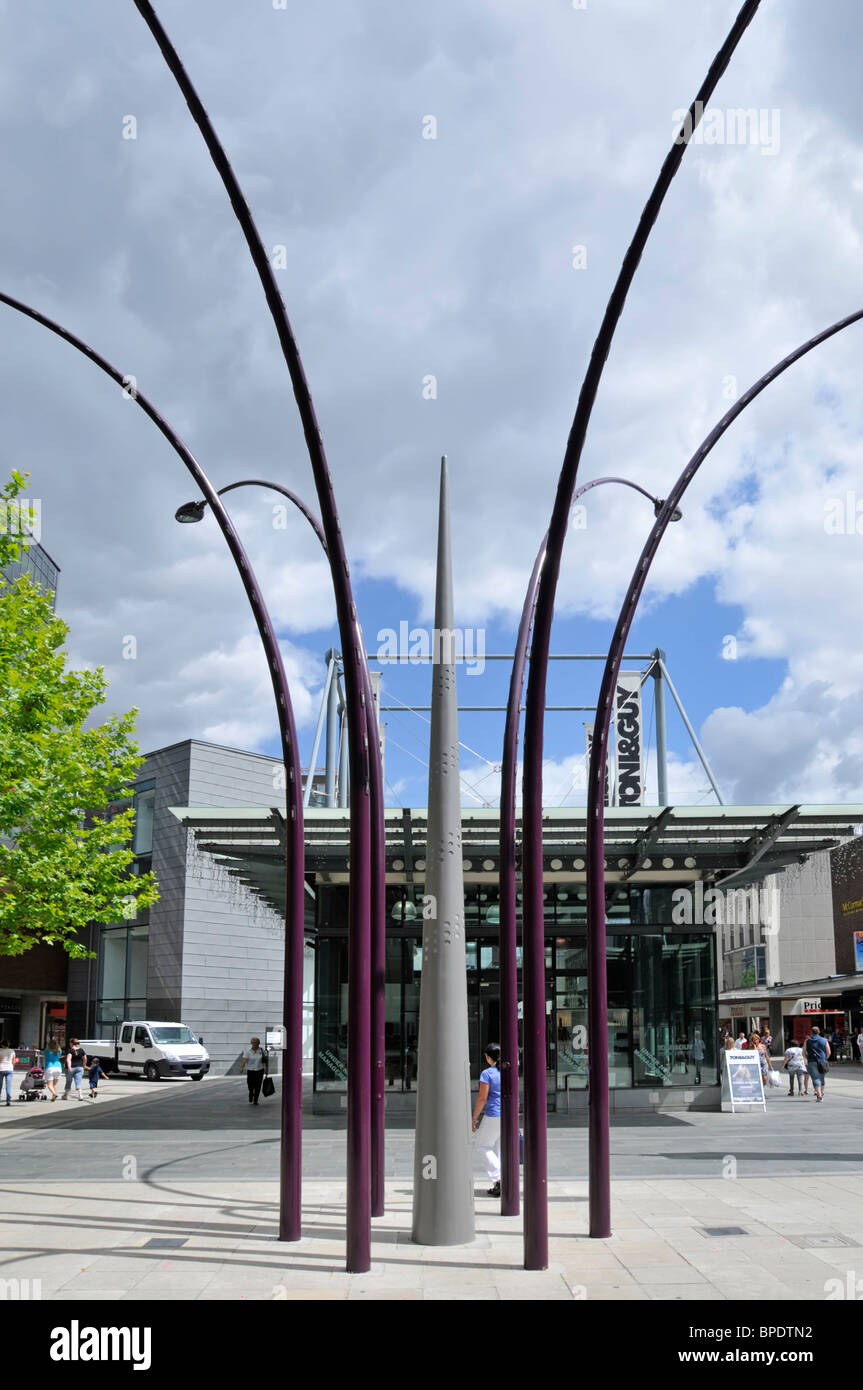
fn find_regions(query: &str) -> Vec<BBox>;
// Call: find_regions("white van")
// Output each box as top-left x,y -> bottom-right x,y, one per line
81,1021 -> 210,1082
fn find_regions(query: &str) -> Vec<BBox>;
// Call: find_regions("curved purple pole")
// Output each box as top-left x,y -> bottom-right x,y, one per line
585,305 -> 863,1235
0,289 -> 307,1242
520,0 -> 763,1270
131,0 -> 376,1268
183,478 -> 388,1217
499,539 -> 545,1218
499,478 -> 669,1217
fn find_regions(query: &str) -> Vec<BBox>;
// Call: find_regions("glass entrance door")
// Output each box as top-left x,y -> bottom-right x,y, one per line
556,997 -> 632,1090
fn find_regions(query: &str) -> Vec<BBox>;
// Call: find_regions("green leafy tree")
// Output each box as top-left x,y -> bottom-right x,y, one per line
0,470 -> 35,568
0,476 -> 158,956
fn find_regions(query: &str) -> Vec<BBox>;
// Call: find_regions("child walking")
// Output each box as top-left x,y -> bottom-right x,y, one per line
87,1057 -> 106,1100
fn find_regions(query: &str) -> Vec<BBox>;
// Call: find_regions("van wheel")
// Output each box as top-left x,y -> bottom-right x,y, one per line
144,1062 -> 160,1083
191,1072 -> 204,1081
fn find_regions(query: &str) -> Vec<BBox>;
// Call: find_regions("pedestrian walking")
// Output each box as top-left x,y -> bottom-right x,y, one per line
0,1039 -> 15,1107
240,1037 -> 267,1106
803,1025 -> 831,1102
783,1040 -> 806,1095
830,1029 -> 845,1062
43,1040 -> 63,1100
723,1035 -> 736,1051
736,1031 -> 747,1048
690,1030 -> 705,1084
62,1039 -> 87,1101
87,1058 -> 106,1100
749,1032 -> 772,1087
857,1027 -> 863,1065
472,1043 -> 502,1197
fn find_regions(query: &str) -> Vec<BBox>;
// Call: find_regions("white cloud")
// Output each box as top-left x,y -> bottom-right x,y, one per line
3,0 -> 863,803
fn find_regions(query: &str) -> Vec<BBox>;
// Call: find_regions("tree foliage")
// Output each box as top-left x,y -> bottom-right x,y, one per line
0,476 -> 158,955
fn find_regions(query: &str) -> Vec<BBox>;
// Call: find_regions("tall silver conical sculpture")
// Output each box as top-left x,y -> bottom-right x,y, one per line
411,456 -> 476,1246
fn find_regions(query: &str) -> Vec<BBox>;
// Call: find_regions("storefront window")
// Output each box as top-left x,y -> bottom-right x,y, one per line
556,943 -> 586,972
632,934 -> 717,1086
314,936 -> 349,1090
555,939 -> 633,1090
311,884 -> 717,1097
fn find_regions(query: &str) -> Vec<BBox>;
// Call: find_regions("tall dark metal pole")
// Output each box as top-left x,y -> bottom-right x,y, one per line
585,305 -> 863,1236
132,1 -> 377,1268
0,291 -> 307,1241
177,476 -> 388,1217
499,478 -> 670,1217
499,539 -> 545,1219
519,0 -> 763,1264
325,650 -> 340,807
652,649 -> 669,806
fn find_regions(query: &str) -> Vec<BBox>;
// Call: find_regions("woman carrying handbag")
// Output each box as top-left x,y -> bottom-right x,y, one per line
261,1048 -> 275,1100
240,1037 -> 267,1106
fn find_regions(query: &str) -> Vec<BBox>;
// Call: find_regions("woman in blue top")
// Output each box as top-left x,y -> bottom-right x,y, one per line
42,1040 -> 63,1101
472,1043 -> 502,1198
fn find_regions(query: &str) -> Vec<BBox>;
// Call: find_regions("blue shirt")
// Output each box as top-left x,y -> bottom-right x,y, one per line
480,1066 -> 501,1117
806,1035 -> 828,1065
43,1050 -> 61,1069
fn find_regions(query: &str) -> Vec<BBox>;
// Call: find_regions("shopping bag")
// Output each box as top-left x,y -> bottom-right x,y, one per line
262,1075 -> 275,1098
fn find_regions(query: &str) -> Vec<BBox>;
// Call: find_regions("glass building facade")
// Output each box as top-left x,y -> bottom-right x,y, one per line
96,782 -> 155,1034
313,882 -> 718,1103
1,541 -> 60,607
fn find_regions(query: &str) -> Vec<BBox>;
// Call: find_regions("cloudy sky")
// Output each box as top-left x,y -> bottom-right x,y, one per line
2,0 -> 863,810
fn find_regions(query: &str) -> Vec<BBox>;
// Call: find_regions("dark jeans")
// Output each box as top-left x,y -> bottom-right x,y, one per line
246,1069 -> 265,1103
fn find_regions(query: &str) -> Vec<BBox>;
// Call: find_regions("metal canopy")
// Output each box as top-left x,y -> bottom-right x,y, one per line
721,972 -> 863,1002
170,803 -> 863,920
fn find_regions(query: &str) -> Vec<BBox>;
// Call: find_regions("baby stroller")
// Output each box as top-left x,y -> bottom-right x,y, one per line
18,1065 -> 47,1101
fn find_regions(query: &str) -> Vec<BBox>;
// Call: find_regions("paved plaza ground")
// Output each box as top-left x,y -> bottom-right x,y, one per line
2,1065 -> 863,1301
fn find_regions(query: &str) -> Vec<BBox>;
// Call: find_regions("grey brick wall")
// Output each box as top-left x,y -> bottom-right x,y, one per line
74,739 -> 313,1077
177,742 -> 310,1077
770,853 -> 836,984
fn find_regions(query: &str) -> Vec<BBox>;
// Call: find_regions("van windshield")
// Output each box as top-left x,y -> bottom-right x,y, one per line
150,1027 -> 198,1046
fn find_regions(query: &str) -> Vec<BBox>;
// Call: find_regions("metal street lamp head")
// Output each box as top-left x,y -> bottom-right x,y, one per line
175,499 -> 208,524
654,498 -> 683,523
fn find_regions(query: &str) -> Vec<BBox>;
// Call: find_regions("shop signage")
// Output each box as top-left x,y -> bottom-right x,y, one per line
634,1046 -> 671,1078
318,1048 -> 347,1081
802,999 -> 822,1013
614,673 -> 643,806
855,932 -> 863,972
721,1049 -> 766,1113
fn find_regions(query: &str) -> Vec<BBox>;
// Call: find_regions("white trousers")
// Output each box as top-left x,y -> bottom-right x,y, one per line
475,1116 -> 501,1182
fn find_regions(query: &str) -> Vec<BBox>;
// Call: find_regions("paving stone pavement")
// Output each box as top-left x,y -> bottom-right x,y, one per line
2,1174 -> 863,1301
3,1066 -> 863,1300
